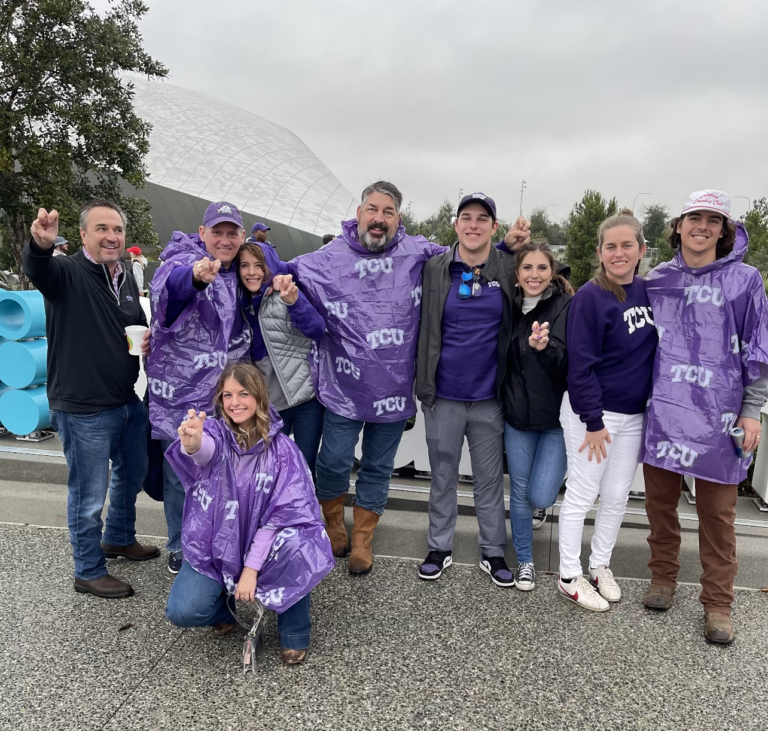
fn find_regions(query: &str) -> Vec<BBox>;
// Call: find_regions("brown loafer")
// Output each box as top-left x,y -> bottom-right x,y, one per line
101,541 -> 160,561
74,574 -> 134,599
281,648 -> 307,665
643,583 -> 675,610
704,612 -> 735,645
212,623 -> 237,636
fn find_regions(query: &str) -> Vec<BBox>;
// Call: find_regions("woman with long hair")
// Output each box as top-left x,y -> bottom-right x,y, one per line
164,363 -> 334,664
502,241 -> 573,591
235,242 -> 326,482
558,210 -> 657,611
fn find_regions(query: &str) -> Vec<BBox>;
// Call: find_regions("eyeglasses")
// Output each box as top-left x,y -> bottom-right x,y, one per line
458,269 -> 482,299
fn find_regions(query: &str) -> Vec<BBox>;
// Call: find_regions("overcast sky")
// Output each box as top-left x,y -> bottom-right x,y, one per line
96,0 -> 767,222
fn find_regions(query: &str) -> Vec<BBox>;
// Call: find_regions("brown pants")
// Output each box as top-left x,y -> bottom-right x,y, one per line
643,463 -> 738,614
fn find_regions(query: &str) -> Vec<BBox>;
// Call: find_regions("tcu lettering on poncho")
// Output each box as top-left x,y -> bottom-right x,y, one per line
165,410 -> 334,613
643,223 -> 768,484
147,232 -> 250,439
287,219 -> 445,423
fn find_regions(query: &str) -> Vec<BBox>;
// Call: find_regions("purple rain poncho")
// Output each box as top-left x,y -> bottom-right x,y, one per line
165,409 -> 335,612
287,219 -> 446,423
643,223 -> 768,485
147,232 -> 250,439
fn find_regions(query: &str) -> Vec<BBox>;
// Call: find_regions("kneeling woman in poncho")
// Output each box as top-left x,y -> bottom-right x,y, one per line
165,363 -> 335,665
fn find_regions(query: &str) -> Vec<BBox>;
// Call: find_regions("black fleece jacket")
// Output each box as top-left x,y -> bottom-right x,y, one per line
22,239 -> 147,413
502,281 -> 571,431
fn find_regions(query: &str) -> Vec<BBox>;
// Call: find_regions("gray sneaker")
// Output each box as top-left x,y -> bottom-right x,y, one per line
515,562 -> 536,591
532,508 -> 547,530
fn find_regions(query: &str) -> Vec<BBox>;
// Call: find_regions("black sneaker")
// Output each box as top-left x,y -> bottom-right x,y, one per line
168,550 -> 183,575
479,555 -> 514,588
418,550 -> 452,580
532,508 -> 547,530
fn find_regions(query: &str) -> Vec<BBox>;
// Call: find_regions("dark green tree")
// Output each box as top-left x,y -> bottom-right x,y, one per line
641,204 -> 670,245
565,190 -> 618,288
417,199 -> 457,247
0,0 -> 167,287
529,207 -> 566,248
742,198 -> 768,272
400,203 -> 420,237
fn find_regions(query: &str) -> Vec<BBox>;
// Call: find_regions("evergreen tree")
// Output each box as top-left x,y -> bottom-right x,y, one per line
742,198 -> 768,272
565,190 -> 618,288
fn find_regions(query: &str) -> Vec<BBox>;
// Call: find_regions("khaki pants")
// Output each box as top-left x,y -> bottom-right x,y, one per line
643,463 -> 738,614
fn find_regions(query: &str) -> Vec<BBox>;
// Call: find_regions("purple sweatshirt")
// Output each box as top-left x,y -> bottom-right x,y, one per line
567,277 -> 657,431
435,257 -> 503,401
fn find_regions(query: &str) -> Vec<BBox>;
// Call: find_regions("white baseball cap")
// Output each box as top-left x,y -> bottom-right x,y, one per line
680,190 -> 731,218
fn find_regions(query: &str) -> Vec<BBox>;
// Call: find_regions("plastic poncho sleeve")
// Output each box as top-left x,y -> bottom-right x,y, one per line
285,291 -> 326,339
165,265 -> 209,327
740,270 -> 768,383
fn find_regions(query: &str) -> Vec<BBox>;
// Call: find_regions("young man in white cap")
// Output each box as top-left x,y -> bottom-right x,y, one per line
642,190 -> 768,644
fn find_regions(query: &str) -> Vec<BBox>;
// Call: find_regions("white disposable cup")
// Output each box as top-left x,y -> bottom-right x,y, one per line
125,325 -> 148,356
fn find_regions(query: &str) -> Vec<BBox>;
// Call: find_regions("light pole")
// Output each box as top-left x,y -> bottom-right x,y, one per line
632,192 -> 651,215
734,195 -> 752,215
519,179 -> 527,217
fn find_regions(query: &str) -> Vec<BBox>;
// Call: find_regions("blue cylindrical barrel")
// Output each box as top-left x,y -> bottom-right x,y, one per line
0,339 -> 48,388
0,386 -> 50,434
0,290 -> 47,340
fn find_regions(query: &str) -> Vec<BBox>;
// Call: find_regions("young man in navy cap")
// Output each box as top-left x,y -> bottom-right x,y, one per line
147,201 -> 251,574
415,193 -> 517,587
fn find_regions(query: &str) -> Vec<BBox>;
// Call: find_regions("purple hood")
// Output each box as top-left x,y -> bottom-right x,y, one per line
286,219 -> 446,422
643,222 -> 768,484
165,407 -> 334,612
147,232 -> 250,439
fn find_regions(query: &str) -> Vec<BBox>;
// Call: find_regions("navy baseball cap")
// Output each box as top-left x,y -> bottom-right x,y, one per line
203,201 -> 243,229
457,192 -> 497,221
252,222 -> 271,233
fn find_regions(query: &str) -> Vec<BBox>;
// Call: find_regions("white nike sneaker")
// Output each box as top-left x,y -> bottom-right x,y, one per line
558,574 -> 610,612
588,565 -> 622,602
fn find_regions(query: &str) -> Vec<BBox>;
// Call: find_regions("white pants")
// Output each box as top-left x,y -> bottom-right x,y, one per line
558,393 -> 644,579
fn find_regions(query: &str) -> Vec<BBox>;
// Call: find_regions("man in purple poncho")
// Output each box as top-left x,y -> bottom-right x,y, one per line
642,190 -> 768,644
164,362 -> 334,665
277,181 -> 447,575
147,201 -> 251,575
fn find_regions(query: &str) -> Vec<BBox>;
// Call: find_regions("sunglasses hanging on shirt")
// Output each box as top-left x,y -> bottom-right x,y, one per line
458,268 -> 483,299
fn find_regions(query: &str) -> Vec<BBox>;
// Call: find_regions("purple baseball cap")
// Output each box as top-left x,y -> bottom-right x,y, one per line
203,201 -> 243,229
252,222 -> 271,233
457,192 -> 497,221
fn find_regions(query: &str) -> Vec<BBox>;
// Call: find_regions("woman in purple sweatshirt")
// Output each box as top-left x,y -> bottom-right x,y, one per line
558,210 -> 657,612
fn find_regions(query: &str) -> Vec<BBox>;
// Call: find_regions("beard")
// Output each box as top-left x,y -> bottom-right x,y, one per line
358,223 -> 392,253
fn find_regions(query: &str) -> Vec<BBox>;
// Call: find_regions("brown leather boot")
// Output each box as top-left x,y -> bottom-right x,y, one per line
348,505 -> 379,575
643,583 -> 675,610
319,495 -> 350,558
101,541 -> 160,561
704,612 -> 735,644
74,575 -> 134,599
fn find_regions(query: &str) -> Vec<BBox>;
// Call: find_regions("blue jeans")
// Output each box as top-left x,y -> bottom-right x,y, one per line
160,439 -> 185,553
315,409 -> 407,515
50,397 -> 148,581
504,424 -> 567,564
279,397 -> 324,482
166,561 -> 312,650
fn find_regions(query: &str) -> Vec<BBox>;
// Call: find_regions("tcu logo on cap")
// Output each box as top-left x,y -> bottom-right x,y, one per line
471,193 -> 487,201
217,204 -> 232,214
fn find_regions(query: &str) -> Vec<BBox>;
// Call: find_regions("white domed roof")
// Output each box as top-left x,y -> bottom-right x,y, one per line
128,76 -> 356,234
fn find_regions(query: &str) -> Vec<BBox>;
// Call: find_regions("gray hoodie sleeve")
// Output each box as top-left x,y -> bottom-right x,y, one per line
740,372 -> 768,420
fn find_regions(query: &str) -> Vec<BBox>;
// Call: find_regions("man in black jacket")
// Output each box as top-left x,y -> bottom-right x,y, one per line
415,193 -> 521,587
24,202 -> 159,599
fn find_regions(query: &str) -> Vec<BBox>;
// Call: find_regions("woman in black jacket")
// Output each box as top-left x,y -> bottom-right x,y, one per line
502,241 -> 572,591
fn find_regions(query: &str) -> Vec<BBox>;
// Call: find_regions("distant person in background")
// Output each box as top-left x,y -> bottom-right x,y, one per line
322,234 -> 335,246
126,246 -> 147,296
147,201 -> 251,575
52,236 -> 69,257
24,202 -> 158,599
248,222 -> 274,248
